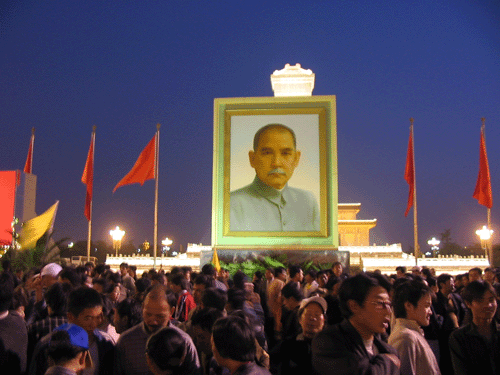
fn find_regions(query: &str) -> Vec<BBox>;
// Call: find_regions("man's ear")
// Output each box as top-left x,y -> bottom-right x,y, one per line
249,150 -> 255,168
78,351 -> 86,366
293,150 -> 301,166
67,312 -> 75,323
347,299 -> 359,315
404,301 -> 414,315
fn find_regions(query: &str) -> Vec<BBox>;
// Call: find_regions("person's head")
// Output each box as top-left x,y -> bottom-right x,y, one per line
484,268 -> 495,284
338,273 -> 392,338
393,279 -> 433,326
58,267 -> 82,288
226,288 -> 246,312
119,263 -> 129,277
316,270 -> 328,287
411,266 -> 422,277
298,296 -> 327,339
201,264 -> 216,278
249,124 -> 301,190
113,298 -> 143,334
332,262 -> 343,277
67,287 -> 103,336
193,274 -> 214,304
202,287 -> 227,311
395,266 -> 407,279
0,273 -> 14,313
47,324 -> 92,372
45,282 -> 72,317
288,265 -> 303,283
232,271 -> 248,290
304,269 -> 317,284
275,267 -> 287,281
461,280 -> 497,322
143,285 -> 172,333
437,274 -> 454,295
41,263 -> 63,288
180,267 -> 192,281
191,307 -> 225,355
468,267 -> 483,282
265,268 -> 275,281
170,274 -> 189,294
146,327 -> 189,375
281,281 -> 304,311
211,315 -> 256,366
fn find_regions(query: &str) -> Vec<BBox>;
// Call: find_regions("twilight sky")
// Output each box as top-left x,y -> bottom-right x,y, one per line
1,0 -> 499,253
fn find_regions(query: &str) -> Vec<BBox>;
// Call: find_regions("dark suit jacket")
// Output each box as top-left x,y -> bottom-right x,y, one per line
312,319 -> 400,375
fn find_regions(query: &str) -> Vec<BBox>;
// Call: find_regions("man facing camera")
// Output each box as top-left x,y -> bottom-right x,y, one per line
230,124 -> 320,232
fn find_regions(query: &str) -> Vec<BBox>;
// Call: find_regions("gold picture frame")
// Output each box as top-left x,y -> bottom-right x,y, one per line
212,96 -> 338,248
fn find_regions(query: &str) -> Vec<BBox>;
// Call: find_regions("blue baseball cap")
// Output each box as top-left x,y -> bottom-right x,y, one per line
53,323 -> 89,350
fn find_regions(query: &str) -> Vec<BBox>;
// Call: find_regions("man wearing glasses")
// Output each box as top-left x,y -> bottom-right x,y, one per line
312,273 -> 400,375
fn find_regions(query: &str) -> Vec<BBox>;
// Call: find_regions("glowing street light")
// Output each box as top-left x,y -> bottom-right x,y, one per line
476,226 -> 493,258
160,237 -> 173,268
427,237 -> 440,257
110,226 -> 125,257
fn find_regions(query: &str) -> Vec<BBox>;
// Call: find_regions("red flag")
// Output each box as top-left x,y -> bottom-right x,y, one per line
24,128 -> 35,174
404,128 -> 415,217
473,127 -> 493,208
113,134 -> 156,193
81,130 -> 95,221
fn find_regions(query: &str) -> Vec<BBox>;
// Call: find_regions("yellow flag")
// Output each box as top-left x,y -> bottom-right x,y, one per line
18,201 -> 59,249
212,248 -> 221,273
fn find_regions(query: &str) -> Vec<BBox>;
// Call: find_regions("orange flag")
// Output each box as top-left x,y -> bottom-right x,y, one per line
113,134 -> 156,193
404,127 -> 415,217
24,128 -> 35,174
473,127 -> 493,208
81,130 -> 95,221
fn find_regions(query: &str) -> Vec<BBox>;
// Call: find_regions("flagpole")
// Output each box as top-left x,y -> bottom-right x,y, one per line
153,124 -> 160,269
410,118 -> 419,263
87,126 -> 96,262
481,118 -> 493,263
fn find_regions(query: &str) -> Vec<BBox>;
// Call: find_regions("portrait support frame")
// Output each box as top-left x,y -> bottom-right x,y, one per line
212,96 -> 338,249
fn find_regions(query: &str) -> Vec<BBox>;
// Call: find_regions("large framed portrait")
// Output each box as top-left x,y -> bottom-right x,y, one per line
212,96 -> 338,248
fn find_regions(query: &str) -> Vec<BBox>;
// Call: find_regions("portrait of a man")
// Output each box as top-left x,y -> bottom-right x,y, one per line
230,123 -> 320,231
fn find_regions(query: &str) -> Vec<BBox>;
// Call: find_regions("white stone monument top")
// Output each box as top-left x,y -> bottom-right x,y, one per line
271,63 -> 315,97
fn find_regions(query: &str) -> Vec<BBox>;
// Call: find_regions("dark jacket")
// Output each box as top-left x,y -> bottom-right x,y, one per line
449,321 -> 500,375
312,319 -> 400,375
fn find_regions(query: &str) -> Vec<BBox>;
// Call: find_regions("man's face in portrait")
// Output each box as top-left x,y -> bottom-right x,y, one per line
249,127 -> 301,190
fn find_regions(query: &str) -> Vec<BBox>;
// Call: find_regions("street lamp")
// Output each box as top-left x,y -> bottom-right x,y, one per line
476,225 -> 493,258
427,237 -> 440,257
110,226 -> 125,257
161,237 -> 173,268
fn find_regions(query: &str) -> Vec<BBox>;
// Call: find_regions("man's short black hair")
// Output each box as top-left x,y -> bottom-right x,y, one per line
288,265 -> 302,279
437,273 -> 453,290
281,281 -> 304,302
60,267 -> 82,288
45,282 -> 73,316
396,266 -> 407,274
115,298 -> 142,328
338,272 -> 391,318
201,264 -> 216,277
253,124 -> 297,151
119,263 -> 129,269
227,288 -> 246,311
0,273 -> 14,312
461,280 -> 496,305
171,274 -> 189,290
274,267 -> 286,277
212,315 -> 256,362
68,287 -> 103,317
202,288 -> 227,311
191,307 -> 224,332
232,271 -> 248,290
469,267 -> 483,275
393,279 -> 431,319
194,274 -> 215,289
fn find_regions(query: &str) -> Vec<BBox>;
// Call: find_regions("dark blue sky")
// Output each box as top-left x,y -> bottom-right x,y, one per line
2,0 -> 499,253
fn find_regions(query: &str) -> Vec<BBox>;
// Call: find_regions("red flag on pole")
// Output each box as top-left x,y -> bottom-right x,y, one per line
473,126 -> 493,208
81,129 -> 95,221
113,134 -> 156,193
404,127 -> 415,217
24,128 -> 35,174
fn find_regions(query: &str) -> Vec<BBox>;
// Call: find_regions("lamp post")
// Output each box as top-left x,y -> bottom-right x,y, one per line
161,237 -> 173,268
110,226 -> 125,257
476,226 -> 493,259
427,237 -> 440,257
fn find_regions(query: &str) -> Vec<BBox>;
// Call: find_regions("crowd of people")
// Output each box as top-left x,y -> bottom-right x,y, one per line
1,258 -> 499,375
